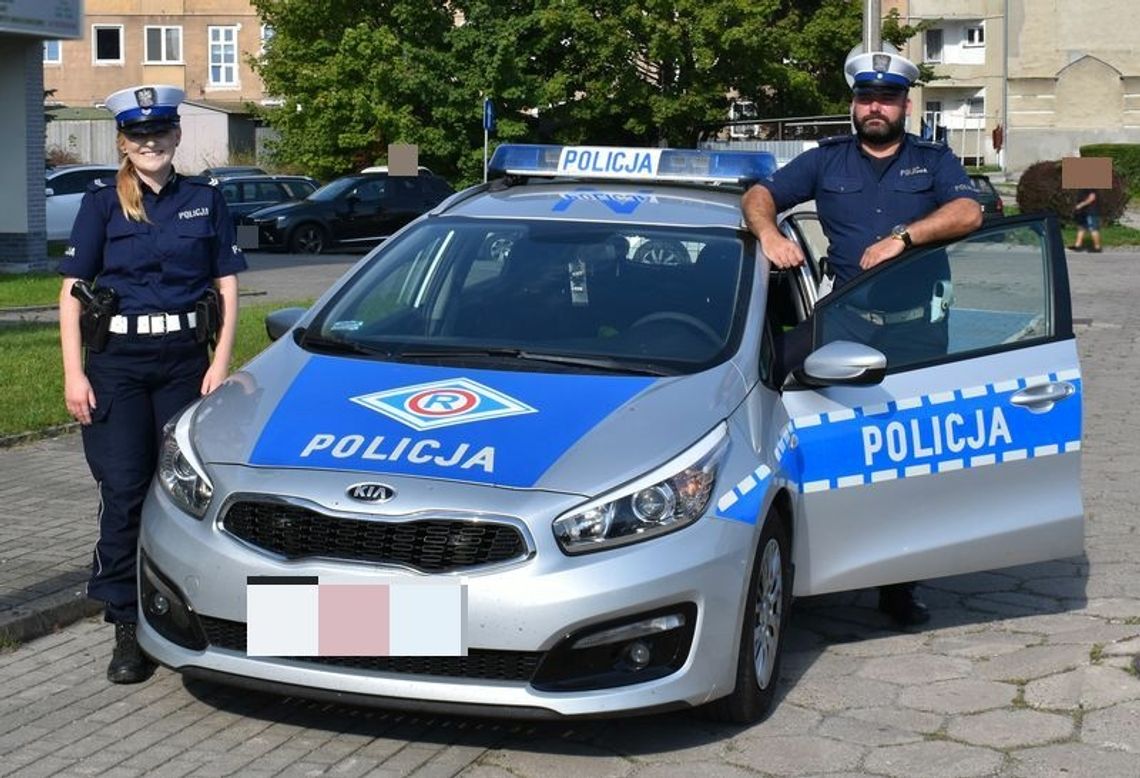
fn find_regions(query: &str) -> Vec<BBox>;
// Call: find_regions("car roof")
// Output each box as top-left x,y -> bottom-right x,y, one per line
212,173 -> 317,183
46,164 -> 117,177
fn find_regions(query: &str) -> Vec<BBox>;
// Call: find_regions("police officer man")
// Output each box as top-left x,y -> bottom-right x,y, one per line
741,47 -> 982,626
58,85 -> 247,682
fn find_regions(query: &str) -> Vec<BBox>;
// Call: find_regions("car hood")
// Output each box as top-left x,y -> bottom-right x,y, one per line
190,339 -> 749,496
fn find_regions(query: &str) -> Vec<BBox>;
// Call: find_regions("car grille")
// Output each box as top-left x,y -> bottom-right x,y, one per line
220,501 -> 528,573
199,616 -> 543,682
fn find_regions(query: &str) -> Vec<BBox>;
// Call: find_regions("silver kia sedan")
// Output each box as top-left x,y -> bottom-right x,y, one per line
138,145 -> 1083,722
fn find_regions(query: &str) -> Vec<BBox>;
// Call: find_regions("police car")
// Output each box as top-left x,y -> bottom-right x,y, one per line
138,144 -> 1083,721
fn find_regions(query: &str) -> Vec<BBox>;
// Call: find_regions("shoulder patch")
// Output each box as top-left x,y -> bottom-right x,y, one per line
817,134 -> 856,147
182,175 -> 215,187
86,178 -> 113,192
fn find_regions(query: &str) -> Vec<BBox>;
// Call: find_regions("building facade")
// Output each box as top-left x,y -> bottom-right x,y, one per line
900,0 -> 1140,172
43,0 -> 269,109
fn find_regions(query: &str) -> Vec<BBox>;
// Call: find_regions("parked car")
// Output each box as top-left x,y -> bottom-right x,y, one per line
970,174 -> 1005,220
140,144 -> 1082,722
213,174 -> 319,228
200,165 -> 267,177
45,164 -> 119,241
237,171 -> 454,253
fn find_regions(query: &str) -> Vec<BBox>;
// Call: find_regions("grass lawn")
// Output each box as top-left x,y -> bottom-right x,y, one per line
0,299 -> 311,439
0,273 -> 60,309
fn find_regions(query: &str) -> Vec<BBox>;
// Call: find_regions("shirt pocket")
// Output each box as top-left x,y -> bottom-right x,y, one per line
892,174 -> 935,193
164,220 -> 218,284
820,176 -> 864,195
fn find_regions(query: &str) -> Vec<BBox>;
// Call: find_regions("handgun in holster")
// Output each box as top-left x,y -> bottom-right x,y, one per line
70,279 -> 119,353
195,288 -> 222,349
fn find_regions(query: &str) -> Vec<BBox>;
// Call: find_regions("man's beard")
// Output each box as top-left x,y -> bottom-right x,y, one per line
854,112 -> 905,145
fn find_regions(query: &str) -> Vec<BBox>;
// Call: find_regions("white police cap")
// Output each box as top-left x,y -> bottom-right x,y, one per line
844,43 -> 919,90
104,85 -> 184,133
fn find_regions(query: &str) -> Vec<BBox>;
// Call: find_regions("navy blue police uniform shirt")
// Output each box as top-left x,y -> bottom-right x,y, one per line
60,173 -> 247,314
759,132 -> 978,294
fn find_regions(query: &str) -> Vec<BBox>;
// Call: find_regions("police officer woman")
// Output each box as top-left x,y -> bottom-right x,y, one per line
58,85 -> 247,683
742,48 -> 982,627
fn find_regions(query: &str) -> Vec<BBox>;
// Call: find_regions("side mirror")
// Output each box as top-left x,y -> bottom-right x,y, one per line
265,307 -> 307,341
45,187 -> 55,197
795,340 -> 886,387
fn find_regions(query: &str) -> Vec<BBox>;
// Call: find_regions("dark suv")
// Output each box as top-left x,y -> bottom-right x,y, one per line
969,174 -> 1005,221
238,172 -> 454,253
215,174 -> 319,228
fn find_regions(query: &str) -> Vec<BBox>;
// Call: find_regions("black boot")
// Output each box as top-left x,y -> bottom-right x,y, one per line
878,583 -> 930,627
107,623 -> 156,684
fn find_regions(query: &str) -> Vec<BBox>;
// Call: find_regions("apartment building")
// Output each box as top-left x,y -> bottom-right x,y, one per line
900,0 -> 1140,172
43,0 -> 269,108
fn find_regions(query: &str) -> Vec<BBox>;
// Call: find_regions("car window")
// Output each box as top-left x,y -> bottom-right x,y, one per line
311,218 -> 750,372
814,218 -> 1053,371
282,180 -> 317,198
219,182 -> 241,203
250,181 -> 286,201
970,176 -> 997,197
353,180 -> 387,202
50,170 -> 111,196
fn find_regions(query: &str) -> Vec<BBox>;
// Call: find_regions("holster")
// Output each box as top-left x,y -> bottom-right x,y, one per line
71,280 -> 119,353
195,288 -> 222,348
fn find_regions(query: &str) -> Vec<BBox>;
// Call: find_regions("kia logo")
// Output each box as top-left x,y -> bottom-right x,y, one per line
346,483 -> 395,503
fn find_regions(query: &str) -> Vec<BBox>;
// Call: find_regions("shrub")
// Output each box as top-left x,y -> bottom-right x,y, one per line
1080,143 -> 1140,198
46,146 -> 82,167
1015,159 -> 1130,225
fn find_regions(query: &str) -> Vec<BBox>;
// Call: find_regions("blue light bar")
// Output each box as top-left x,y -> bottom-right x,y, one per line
488,144 -> 776,185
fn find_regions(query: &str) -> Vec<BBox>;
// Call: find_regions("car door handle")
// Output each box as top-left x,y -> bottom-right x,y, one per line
1009,382 -> 1075,413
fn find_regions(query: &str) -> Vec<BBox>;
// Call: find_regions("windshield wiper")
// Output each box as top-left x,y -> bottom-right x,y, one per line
300,332 -> 389,357
393,346 -> 674,376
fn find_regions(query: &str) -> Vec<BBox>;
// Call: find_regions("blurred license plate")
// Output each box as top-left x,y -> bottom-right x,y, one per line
246,576 -> 467,657
236,225 -> 260,249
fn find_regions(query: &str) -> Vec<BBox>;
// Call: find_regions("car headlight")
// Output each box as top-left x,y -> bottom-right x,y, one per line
157,408 -> 213,518
553,423 -> 728,554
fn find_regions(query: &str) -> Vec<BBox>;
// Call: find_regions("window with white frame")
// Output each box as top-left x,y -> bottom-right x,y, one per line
924,29 -> 943,63
43,40 -> 61,64
93,25 -> 123,64
260,24 -> 274,54
967,96 -> 985,116
965,24 -> 985,47
145,26 -> 182,63
208,26 -> 239,86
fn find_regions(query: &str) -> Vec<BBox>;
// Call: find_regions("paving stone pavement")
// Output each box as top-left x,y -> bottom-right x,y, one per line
1,251 -> 1139,777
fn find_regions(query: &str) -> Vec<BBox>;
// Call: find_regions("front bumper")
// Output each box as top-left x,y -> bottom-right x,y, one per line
138,476 -> 757,718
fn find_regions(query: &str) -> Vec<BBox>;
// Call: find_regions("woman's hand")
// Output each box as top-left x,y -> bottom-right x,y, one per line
65,372 -> 97,425
200,361 -> 229,395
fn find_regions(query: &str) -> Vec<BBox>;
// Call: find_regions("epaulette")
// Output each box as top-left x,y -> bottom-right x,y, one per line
86,178 -> 114,192
817,134 -> 856,146
182,175 -> 218,187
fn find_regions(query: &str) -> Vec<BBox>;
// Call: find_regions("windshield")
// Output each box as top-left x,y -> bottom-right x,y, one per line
307,217 -> 751,373
307,177 -> 362,202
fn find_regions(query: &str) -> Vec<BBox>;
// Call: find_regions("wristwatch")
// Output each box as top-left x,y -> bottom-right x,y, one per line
890,223 -> 913,248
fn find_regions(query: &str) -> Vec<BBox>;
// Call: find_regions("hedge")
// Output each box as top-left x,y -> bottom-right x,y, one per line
1080,143 -> 1140,198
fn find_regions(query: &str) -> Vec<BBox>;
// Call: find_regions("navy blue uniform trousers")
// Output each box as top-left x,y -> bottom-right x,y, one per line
82,330 -> 208,623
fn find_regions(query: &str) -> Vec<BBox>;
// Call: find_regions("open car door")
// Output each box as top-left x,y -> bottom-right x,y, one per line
779,214 -> 1083,595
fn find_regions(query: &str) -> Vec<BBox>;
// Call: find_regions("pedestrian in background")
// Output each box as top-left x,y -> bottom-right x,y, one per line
1070,188 -> 1102,252
740,47 -> 982,627
57,85 -> 246,683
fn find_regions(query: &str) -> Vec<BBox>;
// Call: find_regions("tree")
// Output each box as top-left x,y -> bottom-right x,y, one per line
250,1 -> 869,186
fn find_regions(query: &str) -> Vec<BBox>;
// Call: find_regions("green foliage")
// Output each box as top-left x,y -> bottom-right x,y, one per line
1080,144 -> 1140,199
1016,160 -> 1130,225
250,1 -> 869,187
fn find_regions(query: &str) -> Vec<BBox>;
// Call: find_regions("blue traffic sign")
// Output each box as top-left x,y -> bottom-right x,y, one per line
483,99 -> 496,133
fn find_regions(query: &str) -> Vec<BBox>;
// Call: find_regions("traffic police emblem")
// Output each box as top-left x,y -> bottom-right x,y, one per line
350,377 -> 537,431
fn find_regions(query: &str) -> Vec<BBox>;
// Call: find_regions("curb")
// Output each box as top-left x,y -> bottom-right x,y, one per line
0,586 -> 103,645
0,424 -> 80,450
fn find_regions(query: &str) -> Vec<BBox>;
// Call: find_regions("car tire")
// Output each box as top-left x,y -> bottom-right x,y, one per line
701,509 -> 792,724
289,223 -> 327,254
632,238 -> 689,265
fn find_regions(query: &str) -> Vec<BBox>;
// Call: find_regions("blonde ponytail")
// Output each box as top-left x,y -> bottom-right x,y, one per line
115,133 -> 150,223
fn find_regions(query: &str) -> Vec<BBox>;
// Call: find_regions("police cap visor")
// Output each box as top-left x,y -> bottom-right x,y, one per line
852,84 -> 908,101
120,118 -> 180,136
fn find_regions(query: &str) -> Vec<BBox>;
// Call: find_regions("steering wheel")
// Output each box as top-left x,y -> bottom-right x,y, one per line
629,311 -> 721,345
632,238 -> 689,266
